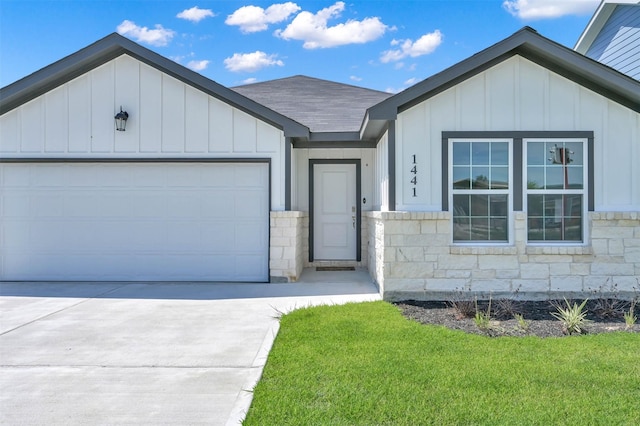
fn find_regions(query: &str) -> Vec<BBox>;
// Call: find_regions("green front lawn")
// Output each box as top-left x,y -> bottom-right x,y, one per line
244,301 -> 640,425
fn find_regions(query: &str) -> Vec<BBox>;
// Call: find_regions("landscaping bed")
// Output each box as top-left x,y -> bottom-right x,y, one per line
397,298 -> 639,337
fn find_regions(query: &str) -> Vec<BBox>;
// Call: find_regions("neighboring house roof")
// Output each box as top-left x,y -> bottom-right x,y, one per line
232,75 -> 391,138
364,26 -> 640,139
0,33 -> 309,138
575,0 -> 640,79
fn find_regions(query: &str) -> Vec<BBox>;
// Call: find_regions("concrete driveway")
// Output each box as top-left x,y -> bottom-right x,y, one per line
0,269 -> 380,425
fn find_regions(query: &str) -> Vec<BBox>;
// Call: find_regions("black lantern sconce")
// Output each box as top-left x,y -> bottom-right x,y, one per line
114,106 -> 129,131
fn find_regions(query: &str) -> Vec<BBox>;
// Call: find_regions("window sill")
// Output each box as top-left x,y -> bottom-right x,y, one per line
525,245 -> 592,255
450,245 -> 518,255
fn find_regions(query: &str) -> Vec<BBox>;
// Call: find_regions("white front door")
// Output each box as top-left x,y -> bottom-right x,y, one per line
313,163 -> 357,260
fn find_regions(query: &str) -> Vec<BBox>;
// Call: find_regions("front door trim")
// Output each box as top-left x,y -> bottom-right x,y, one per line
309,159 -> 361,262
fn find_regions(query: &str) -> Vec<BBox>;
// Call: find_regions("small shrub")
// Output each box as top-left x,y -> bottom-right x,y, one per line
624,300 -> 637,330
494,298 -> 523,320
448,289 -> 476,319
551,298 -> 591,335
591,280 -> 626,319
514,313 -> 530,333
474,298 -> 492,332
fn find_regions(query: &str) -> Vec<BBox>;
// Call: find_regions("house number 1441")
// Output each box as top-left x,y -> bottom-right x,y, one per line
410,154 -> 417,197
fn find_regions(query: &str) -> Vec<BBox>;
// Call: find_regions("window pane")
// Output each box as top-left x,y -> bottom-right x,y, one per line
527,194 -> 543,216
453,217 -> 471,241
472,143 -> 490,165
527,218 -> 544,241
453,166 -> 471,189
527,167 -> 544,189
470,218 -> 489,240
528,194 -> 583,242
527,142 -> 545,165
491,166 -> 509,189
472,167 -> 490,189
564,194 -> 582,217
489,218 -> 508,241
564,217 -> 582,241
453,195 -> 470,217
491,143 -> 509,165
453,142 -> 470,165
565,142 -> 583,165
567,167 -> 583,189
470,194 -> 488,216
489,194 -> 508,217
544,194 -> 563,218
545,166 -> 564,189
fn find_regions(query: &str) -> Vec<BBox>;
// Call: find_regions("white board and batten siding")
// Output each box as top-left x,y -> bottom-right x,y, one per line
395,55 -> 640,212
0,54 -> 286,209
0,54 -> 284,282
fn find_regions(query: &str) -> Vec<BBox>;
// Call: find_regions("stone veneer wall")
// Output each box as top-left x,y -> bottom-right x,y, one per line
365,211 -> 640,301
269,211 -> 307,282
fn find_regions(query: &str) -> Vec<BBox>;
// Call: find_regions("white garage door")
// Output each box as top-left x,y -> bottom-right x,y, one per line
0,162 -> 270,282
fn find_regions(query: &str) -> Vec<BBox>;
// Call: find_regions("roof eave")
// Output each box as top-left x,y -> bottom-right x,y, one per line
365,26 -> 640,127
0,33 -> 310,139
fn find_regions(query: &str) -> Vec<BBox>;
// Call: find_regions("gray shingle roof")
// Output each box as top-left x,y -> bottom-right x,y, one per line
232,75 -> 392,133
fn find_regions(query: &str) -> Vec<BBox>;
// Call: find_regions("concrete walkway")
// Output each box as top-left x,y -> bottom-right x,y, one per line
0,268 -> 380,425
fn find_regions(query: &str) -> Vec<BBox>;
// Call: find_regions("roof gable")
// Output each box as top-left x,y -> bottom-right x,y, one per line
233,75 -> 391,135
0,33 -> 309,138
365,27 -> 640,138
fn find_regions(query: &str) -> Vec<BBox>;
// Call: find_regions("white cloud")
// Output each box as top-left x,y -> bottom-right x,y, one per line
116,20 -> 175,46
350,75 -> 363,82
224,51 -> 284,72
226,2 -> 301,33
187,60 -> 210,71
242,77 -> 259,84
503,0 -> 599,20
177,6 -> 216,23
275,1 -> 387,49
404,78 -> 418,86
380,30 -> 443,63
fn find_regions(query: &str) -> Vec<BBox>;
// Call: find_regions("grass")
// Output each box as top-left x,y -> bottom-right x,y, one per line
244,301 -> 640,425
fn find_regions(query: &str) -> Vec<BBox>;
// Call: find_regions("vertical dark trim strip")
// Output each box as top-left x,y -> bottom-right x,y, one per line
441,135 -> 448,211
356,160 -> 362,262
309,160 -> 314,262
388,121 -> 396,211
267,159 -> 272,283
588,135 -> 594,211
513,138 -> 523,211
309,159 -> 361,262
285,137 -> 292,211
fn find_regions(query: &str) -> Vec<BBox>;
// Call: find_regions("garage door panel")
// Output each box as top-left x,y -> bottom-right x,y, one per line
0,163 -> 269,282
201,223 -> 234,250
131,195 -> 167,218
2,166 -> 30,186
3,195 -> 29,216
235,222 -> 266,251
235,191 -> 267,217
32,195 -> 64,217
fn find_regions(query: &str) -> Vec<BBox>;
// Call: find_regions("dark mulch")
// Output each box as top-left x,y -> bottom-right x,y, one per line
396,299 -> 639,337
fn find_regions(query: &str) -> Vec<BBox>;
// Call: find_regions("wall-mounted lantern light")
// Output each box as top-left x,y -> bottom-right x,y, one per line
114,106 -> 129,131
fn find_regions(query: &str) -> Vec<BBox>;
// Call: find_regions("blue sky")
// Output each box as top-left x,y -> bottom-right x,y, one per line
1,0 -> 600,93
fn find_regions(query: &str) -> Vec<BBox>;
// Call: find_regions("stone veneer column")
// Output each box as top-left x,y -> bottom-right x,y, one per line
269,211 -> 307,282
